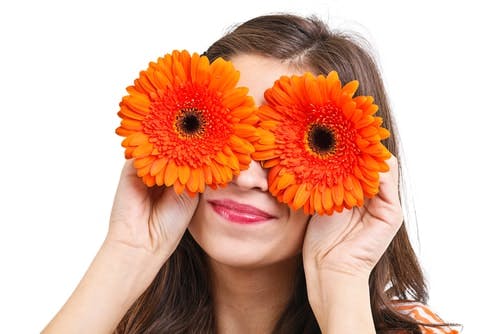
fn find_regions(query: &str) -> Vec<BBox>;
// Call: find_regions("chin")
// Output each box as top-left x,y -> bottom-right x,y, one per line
187,223 -> 305,271
194,235 -> 297,269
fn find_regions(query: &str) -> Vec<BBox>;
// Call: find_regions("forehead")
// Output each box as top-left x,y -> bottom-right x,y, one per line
230,54 -> 306,104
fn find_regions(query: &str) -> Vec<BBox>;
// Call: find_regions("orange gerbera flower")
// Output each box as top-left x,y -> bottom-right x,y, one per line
116,50 -> 261,196
254,71 -> 391,215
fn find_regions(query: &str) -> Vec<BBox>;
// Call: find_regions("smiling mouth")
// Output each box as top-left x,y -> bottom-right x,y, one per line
208,199 -> 276,224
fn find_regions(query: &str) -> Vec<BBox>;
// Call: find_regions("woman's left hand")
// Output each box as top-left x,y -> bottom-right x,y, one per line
302,156 -> 403,333
303,155 -> 403,279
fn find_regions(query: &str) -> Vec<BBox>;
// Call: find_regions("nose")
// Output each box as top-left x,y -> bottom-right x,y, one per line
231,160 -> 269,192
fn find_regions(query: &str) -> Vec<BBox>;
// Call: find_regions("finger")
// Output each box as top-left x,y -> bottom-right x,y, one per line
153,186 -> 199,248
305,210 -> 357,246
156,186 -> 199,221
113,160 -> 149,207
309,209 -> 352,229
376,155 -> 400,206
365,155 -> 403,230
387,155 -> 399,186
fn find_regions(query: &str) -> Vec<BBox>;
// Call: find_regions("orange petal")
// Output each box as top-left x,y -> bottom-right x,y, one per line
189,52 -> 200,83
178,165 -> 190,184
210,163 -> 223,183
379,128 -> 391,140
132,142 -> 154,158
165,160 -> 178,186
234,152 -> 252,167
344,190 -> 357,207
194,54 -> 210,85
122,132 -> 149,147
360,126 -> 379,138
351,177 -> 364,201
186,168 -> 200,192
133,156 -> 155,169
332,183 -> 344,206
143,174 -> 156,187
116,127 -> 134,137
269,174 -> 280,193
304,73 -> 322,105
342,80 -> 359,97
123,94 -> 151,115
155,167 -> 166,186
222,165 -> 234,182
137,165 -> 151,177
293,183 -> 311,209
118,106 -> 145,121
282,184 -> 300,204
172,52 -> 188,82
214,151 -> 229,165
121,119 -> 143,131
354,115 -> 375,129
124,147 -> 134,159
229,135 -> 255,153
262,158 -> 280,168
277,173 -> 296,190
359,153 -> 380,170
343,175 -> 354,191
173,179 -> 185,194
197,168 -> 206,192
321,187 -> 334,211
313,187 -> 324,214
208,58 -> 238,92
251,150 -> 277,161
366,104 -> 379,115
227,153 -> 240,170
342,101 -> 357,120
234,123 -> 257,137
203,165 -> 213,185
232,105 -> 256,120
326,72 -> 341,102
150,157 -> 167,176
223,87 -> 250,109
303,200 -> 311,215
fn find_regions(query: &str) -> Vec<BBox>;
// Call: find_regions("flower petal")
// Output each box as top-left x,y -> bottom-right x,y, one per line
116,50 -> 259,193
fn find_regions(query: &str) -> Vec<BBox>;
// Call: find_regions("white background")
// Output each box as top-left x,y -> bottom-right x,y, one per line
1,0 -> 497,333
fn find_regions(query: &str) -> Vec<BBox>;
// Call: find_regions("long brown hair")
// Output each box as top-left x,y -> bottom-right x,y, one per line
115,14 -> 429,333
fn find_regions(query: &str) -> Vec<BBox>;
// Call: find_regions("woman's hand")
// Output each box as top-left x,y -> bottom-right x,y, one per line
302,156 -> 403,333
107,160 -> 199,262
303,155 -> 403,278
42,161 -> 199,334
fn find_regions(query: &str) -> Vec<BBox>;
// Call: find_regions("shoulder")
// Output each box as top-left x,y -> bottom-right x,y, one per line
393,301 -> 461,334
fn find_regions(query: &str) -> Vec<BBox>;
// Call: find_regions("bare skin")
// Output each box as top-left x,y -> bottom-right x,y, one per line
42,55 -> 403,334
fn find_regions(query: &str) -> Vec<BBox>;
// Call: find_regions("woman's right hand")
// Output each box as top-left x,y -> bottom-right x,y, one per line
107,160 -> 199,263
42,161 -> 199,334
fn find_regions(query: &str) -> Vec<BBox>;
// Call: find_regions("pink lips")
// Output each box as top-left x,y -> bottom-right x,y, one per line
208,199 -> 276,224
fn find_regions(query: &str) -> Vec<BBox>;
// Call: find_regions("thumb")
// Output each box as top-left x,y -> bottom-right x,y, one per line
153,187 -> 199,247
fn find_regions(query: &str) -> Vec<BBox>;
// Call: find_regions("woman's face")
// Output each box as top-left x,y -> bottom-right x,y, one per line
188,54 -> 310,268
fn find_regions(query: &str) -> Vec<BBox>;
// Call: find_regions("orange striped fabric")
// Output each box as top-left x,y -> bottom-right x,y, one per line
394,302 -> 460,333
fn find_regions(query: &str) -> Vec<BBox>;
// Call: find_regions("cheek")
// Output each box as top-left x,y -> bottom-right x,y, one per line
187,197 -> 213,248
279,210 -> 310,254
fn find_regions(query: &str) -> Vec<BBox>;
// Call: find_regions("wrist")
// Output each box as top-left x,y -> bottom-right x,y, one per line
99,239 -> 167,299
42,241 -> 168,334
305,268 -> 375,333
305,268 -> 369,310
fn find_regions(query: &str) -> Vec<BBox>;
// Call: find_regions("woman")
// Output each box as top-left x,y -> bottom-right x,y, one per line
43,14 -> 459,333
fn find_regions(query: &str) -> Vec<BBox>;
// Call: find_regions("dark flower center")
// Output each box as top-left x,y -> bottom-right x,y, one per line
176,108 -> 205,138
308,124 -> 336,155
